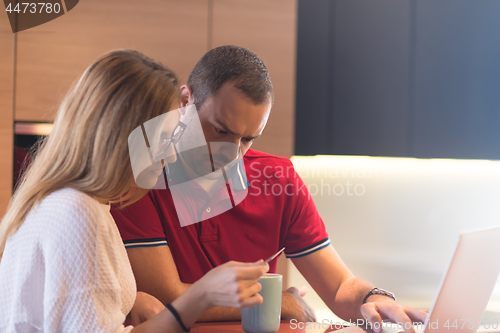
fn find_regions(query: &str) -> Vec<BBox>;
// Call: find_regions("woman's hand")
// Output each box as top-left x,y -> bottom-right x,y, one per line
191,260 -> 269,310
129,291 -> 166,326
130,261 -> 269,332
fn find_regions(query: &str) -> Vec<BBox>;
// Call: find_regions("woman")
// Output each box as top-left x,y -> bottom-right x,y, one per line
0,50 -> 268,332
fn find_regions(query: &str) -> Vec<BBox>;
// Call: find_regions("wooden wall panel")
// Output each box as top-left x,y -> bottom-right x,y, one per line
16,0 -> 208,122
0,15 -> 14,216
212,0 -> 297,158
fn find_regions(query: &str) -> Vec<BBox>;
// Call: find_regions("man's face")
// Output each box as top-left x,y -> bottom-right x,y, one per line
178,82 -> 271,178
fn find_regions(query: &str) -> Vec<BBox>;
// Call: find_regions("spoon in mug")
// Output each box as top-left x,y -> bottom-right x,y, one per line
263,247 -> 285,265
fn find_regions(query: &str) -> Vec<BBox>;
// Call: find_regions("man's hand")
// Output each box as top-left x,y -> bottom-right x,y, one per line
281,286 -> 317,322
129,291 -> 166,326
360,296 -> 427,333
290,245 -> 428,333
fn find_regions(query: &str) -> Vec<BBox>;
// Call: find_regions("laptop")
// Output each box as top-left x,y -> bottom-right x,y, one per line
338,227 -> 500,333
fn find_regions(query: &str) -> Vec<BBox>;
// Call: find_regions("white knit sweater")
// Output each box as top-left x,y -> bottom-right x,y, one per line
0,188 -> 136,333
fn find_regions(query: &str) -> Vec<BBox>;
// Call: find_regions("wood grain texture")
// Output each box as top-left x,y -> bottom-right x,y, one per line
0,15 -> 14,216
15,0 -> 209,122
212,0 -> 297,158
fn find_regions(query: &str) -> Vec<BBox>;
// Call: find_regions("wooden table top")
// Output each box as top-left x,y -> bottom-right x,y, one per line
191,320 -> 340,333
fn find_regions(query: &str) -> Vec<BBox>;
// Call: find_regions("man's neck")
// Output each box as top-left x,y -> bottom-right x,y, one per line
180,156 -> 201,181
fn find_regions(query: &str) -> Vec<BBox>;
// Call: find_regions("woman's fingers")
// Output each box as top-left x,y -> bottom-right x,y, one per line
224,260 -> 263,267
234,264 -> 268,282
203,260 -> 270,308
230,263 -> 267,308
238,281 -> 262,301
240,293 -> 264,308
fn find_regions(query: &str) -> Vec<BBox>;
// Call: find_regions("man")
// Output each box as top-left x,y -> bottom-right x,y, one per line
112,45 -> 426,332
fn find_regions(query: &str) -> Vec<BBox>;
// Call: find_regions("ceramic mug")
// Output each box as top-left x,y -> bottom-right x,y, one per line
241,273 -> 283,333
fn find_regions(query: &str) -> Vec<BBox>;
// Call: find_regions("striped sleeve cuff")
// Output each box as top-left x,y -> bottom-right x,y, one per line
123,237 -> 168,249
285,238 -> 331,258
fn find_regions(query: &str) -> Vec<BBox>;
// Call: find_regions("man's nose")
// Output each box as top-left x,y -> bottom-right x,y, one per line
218,139 -> 241,160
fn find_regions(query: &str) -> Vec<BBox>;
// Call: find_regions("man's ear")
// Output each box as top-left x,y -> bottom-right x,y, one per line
179,84 -> 194,109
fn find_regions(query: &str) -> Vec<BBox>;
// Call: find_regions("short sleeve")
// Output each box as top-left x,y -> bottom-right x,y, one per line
284,166 -> 331,259
41,192 -> 135,332
45,292 -> 133,333
111,193 -> 168,248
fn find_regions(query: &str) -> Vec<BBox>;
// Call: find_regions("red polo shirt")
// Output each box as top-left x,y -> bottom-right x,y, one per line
111,149 -> 330,284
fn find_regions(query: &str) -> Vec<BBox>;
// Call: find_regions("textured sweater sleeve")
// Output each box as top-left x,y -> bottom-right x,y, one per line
40,191 -> 135,333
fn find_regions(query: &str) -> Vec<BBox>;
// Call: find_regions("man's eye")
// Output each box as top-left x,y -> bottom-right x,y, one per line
214,127 -> 227,134
242,138 -> 254,143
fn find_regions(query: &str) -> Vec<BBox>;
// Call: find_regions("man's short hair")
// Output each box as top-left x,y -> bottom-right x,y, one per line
187,45 -> 274,111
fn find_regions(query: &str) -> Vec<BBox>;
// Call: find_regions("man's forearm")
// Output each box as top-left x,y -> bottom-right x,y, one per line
326,276 -> 373,321
198,291 -> 310,322
281,292 -> 301,320
178,285 -> 302,322
196,306 -> 242,322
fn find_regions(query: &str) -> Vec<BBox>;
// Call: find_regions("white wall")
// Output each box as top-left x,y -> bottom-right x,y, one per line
288,155 -> 500,320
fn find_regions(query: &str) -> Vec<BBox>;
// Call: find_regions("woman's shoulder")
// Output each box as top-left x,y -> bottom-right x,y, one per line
37,188 -> 103,215
27,188 -> 108,238
3,188 -> 112,270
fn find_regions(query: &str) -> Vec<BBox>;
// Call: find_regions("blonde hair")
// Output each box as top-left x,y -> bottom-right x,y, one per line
0,50 -> 179,259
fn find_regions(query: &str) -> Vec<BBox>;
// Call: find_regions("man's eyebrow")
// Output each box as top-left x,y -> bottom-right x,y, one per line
247,133 -> 261,140
214,119 -> 238,136
214,118 -> 261,140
